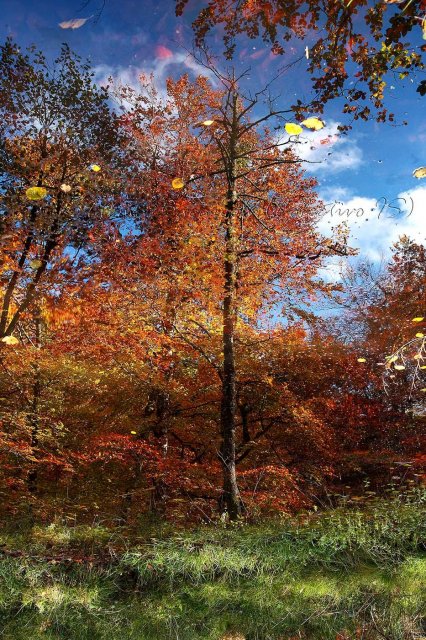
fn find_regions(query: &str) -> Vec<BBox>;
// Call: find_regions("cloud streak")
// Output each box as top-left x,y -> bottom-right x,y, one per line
318,185 -> 426,280
93,51 -> 217,97
289,120 -> 364,174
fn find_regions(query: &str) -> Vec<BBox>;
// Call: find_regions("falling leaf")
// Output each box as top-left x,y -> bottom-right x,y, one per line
90,164 -> 101,172
29,259 -> 42,270
412,317 -> 424,322
1,336 -> 19,345
357,358 -> 366,363
413,166 -> 426,179
60,184 -> 72,193
59,17 -> 91,30
26,186 -> 47,201
172,178 -> 185,190
130,431 -> 137,435
202,120 -> 214,126
285,123 -> 303,135
394,364 -> 406,370
301,117 -> 325,130
416,332 -> 425,338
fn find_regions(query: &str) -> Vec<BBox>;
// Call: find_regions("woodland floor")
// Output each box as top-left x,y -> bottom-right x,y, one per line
0,495 -> 425,640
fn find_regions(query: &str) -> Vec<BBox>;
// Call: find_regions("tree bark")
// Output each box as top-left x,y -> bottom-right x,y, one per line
27,309 -> 42,494
220,92 -> 243,520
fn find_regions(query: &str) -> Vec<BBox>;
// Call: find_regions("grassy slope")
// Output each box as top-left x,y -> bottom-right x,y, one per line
0,495 -> 425,640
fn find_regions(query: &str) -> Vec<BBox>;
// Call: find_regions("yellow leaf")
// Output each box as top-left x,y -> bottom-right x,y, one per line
421,365 -> 426,370
421,388 -> 426,392
90,164 -> 101,172
414,354 -> 423,360
130,431 -> 137,435
301,117 -> 325,130
412,317 -> 424,322
1,336 -> 19,345
416,333 -> 424,338
30,259 -> 42,269
26,186 -> 47,201
357,358 -> 366,363
171,178 -> 185,190
285,123 -> 302,135
386,355 -> 398,363
60,184 -> 72,193
394,364 -> 405,370
202,120 -> 214,126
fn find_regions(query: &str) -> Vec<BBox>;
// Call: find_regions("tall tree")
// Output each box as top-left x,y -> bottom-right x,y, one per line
116,67 -> 351,518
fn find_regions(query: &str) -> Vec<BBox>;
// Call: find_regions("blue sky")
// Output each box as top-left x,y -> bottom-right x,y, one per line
2,0 -> 426,275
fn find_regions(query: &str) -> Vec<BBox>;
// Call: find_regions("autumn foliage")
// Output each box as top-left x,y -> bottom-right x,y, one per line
0,39 -> 425,525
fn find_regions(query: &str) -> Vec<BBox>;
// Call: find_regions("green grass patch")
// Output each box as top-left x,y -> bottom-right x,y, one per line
0,494 -> 425,639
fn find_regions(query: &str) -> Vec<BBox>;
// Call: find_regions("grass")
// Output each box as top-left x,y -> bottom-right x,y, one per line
0,492 -> 425,639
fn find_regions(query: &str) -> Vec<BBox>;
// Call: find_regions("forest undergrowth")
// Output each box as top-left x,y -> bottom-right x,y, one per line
0,491 -> 425,640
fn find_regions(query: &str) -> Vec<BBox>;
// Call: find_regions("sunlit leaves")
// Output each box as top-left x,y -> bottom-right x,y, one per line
301,117 -> 325,131
1,336 -> 19,345
416,333 -> 424,338
172,178 -> 185,190
413,167 -> 426,179
386,355 -> 398,363
90,164 -> 101,172
285,123 -> 302,135
412,316 -> 424,322
25,187 -> 47,201
357,357 -> 366,362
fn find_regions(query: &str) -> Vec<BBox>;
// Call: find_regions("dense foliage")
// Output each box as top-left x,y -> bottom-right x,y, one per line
0,38 -> 425,526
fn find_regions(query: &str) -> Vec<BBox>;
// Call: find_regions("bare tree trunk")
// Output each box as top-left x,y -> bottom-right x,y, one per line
220,92 -> 243,520
28,309 -> 42,494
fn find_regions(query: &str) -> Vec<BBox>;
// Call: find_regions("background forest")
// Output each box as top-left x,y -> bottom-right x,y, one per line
0,0 -> 426,638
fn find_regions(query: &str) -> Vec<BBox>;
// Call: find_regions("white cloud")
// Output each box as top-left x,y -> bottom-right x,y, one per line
318,185 -> 426,280
290,120 -> 363,174
93,52 -> 216,98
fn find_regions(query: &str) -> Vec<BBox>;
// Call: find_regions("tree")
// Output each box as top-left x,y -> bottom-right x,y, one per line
339,238 -> 426,399
114,65 -> 352,518
0,39 -> 124,340
176,0 -> 425,125
0,39 -> 128,499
